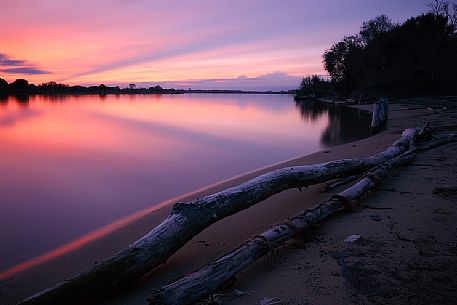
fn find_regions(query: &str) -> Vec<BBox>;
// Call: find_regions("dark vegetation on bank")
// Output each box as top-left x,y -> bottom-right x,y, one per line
0,78 -> 293,96
297,0 -> 457,99
0,79 -> 181,95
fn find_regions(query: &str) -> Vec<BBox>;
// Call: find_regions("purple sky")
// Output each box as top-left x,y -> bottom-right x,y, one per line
1,0 -> 429,90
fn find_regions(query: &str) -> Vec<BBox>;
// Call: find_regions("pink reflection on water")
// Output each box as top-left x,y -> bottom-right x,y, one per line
0,197 -> 173,280
0,94 -> 369,274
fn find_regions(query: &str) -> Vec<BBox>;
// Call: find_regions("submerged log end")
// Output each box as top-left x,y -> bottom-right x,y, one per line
371,98 -> 389,134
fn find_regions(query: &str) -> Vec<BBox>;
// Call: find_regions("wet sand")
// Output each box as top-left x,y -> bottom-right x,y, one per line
1,99 -> 456,305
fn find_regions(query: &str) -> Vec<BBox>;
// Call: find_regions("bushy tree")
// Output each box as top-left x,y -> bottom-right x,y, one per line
9,79 -> 30,92
323,35 -> 363,94
38,81 -> 69,93
359,15 -> 396,44
149,85 -> 163,92
297,75 -> 332,97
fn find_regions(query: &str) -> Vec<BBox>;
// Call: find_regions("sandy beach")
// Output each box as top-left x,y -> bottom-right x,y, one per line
1,99 -> 456,305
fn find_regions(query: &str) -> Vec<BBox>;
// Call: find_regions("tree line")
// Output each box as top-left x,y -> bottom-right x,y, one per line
298,0 -> 457,99
0,78 -> 179,95
0,78 -> 291,96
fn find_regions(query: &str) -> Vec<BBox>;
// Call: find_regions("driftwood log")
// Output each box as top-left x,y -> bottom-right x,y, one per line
19,128 -> 421,305
371,98 -> 389,134
148,132 -> 456,305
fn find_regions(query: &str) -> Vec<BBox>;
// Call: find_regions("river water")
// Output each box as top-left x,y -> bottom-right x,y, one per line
0,94 -> 370,271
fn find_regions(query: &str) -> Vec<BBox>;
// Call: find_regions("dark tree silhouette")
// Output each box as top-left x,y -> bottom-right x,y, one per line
359,15 -> 396,44
9,79 -> 30,92
323,35 -> 363,95
149,85 -> 163,92
322,10 -> 457,97
0,78 -> 8,92
39,81 -> 69,93
428,0 -> 457,26
297,75 -> 332,98
0,78 -> 175,95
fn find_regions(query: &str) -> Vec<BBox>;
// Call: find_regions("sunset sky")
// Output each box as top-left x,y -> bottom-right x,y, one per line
1,0 -> 427,90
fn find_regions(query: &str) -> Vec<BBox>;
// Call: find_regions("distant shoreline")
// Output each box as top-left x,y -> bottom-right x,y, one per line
0,78 -> 295,96
0,89 -> 295,96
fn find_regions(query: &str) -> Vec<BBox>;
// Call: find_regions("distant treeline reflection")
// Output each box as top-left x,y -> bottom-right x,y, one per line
0,94 -> 30,105
0,94 -> 85,106
295,100 -> 371,146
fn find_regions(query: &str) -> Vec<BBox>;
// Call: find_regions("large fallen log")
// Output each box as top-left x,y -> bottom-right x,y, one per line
19,128 -> 421,305
148,133 -> 456,305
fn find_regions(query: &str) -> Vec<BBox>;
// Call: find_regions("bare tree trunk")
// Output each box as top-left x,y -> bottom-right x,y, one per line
148,133 -> 456,305
19,128 -> 421,305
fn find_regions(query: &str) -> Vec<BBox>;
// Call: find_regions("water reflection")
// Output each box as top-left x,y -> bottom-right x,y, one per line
0,95 -> 8,105
295,99 -> 371,146
0,94 -> 370,271
0,109 -> 41,128
0,95 -> 30,106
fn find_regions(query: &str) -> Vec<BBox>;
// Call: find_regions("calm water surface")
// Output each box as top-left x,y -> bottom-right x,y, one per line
0,94 -> 370,271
